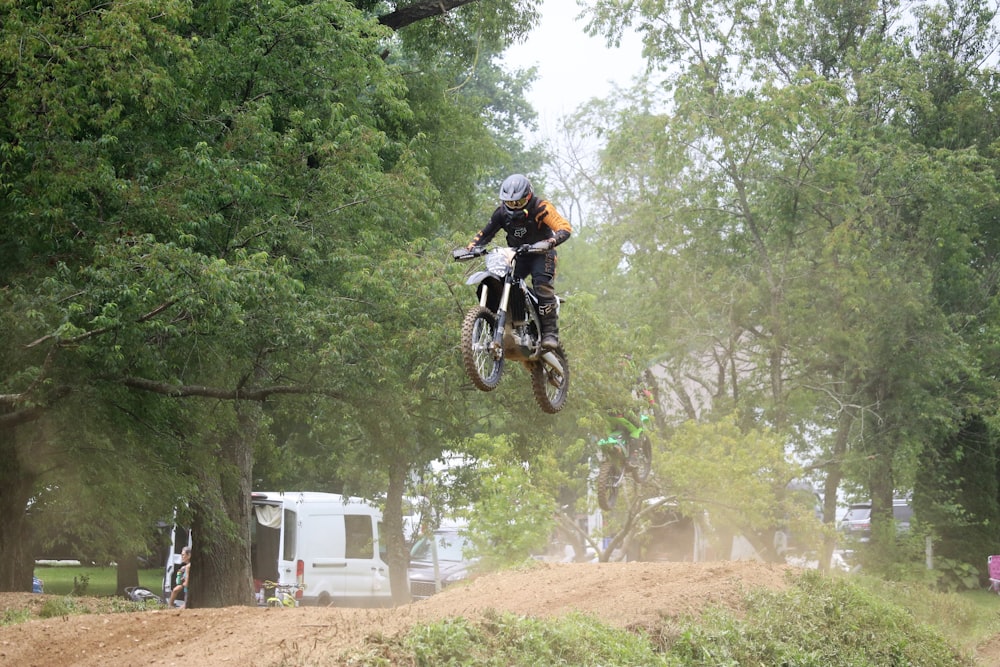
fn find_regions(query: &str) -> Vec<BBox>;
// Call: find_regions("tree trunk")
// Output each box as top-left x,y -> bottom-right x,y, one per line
0,427 -> 39,592
188,404 -> 257,608
385,459 -> 410,605
869,429 -> 896,549
115,554 -> 140,596
819,409 -> 851,573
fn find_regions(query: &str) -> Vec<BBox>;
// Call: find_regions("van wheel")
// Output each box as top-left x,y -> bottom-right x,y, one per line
317,591 -> 332,607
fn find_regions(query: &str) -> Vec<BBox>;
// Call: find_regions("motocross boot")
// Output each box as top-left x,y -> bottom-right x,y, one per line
539,303 -> 560,351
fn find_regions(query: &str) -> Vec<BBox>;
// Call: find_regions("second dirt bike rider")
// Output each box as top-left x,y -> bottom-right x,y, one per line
466,174 -> 572,350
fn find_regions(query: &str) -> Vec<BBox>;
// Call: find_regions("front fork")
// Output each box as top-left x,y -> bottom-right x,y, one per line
480,280 -> 513,358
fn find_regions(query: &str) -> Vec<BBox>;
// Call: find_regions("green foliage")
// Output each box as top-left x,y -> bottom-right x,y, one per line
38,597 -> 86,619
34,566 -> 163,597
71,574 -> 90,597
657,415 -> 815,545
915,415 -> 1000,577
348,609 -> 665,666
344,572 -> 974,667
853,574 -> 999,654
456,435 -> 558,568
571,0 -> 1000,558
0,608 -> 31,626
660,572 -> 969,666
934,558 -> 983,593
0,0 -> 542,599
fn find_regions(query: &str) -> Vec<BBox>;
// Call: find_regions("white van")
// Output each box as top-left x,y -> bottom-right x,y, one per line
250,491 -> 391,607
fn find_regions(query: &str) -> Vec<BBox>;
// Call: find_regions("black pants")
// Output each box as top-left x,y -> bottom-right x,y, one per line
515,250 -> 558,328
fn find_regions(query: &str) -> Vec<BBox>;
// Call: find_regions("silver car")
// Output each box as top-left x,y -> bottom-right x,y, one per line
407,528 -> 476,600
841,500 -> 912,543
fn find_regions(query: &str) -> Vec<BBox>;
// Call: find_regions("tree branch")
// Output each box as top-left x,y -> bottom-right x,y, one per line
120,376 -> 342,401
378,0 -> 479,30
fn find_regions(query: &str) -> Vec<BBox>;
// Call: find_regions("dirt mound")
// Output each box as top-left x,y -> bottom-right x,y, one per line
0,561 -> 883,666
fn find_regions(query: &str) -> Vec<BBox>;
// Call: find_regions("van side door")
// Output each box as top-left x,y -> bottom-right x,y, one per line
343,513 -> 388,602
297,511 -> 347,603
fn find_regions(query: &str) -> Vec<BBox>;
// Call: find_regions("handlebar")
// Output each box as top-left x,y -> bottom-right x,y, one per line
452,244 -> 550,262
262,580 -> 303,591
515,243 -> 550,256
452,246 -> 486,261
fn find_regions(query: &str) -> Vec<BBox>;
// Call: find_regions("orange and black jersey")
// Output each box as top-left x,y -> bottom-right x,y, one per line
468,196 -> 572,249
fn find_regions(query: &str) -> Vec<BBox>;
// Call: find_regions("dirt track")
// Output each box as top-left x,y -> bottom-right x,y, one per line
0,561 -> 996,666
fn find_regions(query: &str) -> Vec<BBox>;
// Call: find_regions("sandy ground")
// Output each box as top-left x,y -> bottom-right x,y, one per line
0,561 -> 996,666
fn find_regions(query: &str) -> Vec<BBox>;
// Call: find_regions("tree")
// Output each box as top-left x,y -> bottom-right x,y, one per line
575,0 -> 1000,573
0,0 -> 547,600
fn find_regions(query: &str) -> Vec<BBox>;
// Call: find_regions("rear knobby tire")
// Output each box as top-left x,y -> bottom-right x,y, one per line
461,306 -> 503,391
531,345 -> 569,413
596,458 -> 623,511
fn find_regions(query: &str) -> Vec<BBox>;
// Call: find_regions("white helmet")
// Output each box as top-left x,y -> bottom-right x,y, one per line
499,174 -> 533,211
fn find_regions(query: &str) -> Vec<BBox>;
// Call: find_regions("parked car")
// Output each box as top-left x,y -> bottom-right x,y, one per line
841,499 -> 913,542
408,524 -> 476,601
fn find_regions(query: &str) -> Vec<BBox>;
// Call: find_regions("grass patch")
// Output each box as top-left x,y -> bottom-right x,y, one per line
344,609 -> 663,667
0,608 -> 31,626
33,566 -> 162,597
850,573 -> 1000,655
341,570 -> 977,667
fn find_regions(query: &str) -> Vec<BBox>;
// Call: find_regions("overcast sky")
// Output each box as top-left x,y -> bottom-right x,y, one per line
502,0 -> 646,140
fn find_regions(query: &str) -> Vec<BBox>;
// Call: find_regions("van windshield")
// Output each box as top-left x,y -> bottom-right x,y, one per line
410,531 -> 469,562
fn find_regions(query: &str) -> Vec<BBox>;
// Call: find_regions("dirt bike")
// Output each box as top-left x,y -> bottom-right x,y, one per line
262,580 -> 304,608
596,415 -> 652,511
451,244 -> 569,414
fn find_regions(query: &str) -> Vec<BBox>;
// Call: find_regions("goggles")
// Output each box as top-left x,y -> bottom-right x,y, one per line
503,195 -> 530,210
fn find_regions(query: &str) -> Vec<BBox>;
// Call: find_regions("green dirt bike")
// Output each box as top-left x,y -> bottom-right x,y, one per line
596,414 -> 652,511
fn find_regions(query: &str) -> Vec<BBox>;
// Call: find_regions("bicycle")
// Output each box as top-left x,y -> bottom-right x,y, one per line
262,580 -> 304,608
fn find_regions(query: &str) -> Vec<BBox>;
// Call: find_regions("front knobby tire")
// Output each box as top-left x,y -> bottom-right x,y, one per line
596,458 -> 624,511
461,306 -> 503,391
631,435 -> 653,483
531,345 -> 569,413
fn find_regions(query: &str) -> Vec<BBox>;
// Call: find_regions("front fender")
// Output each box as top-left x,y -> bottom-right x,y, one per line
465,270 -> 497,287
467,273 -> 503,311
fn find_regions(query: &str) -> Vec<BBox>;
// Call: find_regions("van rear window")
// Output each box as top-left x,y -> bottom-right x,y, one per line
283,509 -> 297,561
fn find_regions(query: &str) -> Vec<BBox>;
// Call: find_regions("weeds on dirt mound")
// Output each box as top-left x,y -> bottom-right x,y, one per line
340,571 -> 971,667
0,608 -> 31,626
343,609 -> 663,666
653,570 -> 971,666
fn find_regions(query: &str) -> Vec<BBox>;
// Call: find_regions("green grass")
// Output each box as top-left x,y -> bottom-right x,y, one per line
340,570 -> 984,667
33,565 -> 163,597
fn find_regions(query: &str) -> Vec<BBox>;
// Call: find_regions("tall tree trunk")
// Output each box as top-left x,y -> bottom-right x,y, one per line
0,428 -> 39,592
869,426 -> 896,550
385,458 -> 409,605
188,403 -> 257,608
820,409 -> 851,573
115,554 -> 140,596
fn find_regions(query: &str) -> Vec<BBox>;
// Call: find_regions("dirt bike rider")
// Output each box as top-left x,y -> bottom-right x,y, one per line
604,408 -> 649,466
466,174 -> 572,350
603,368 -> 657,466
